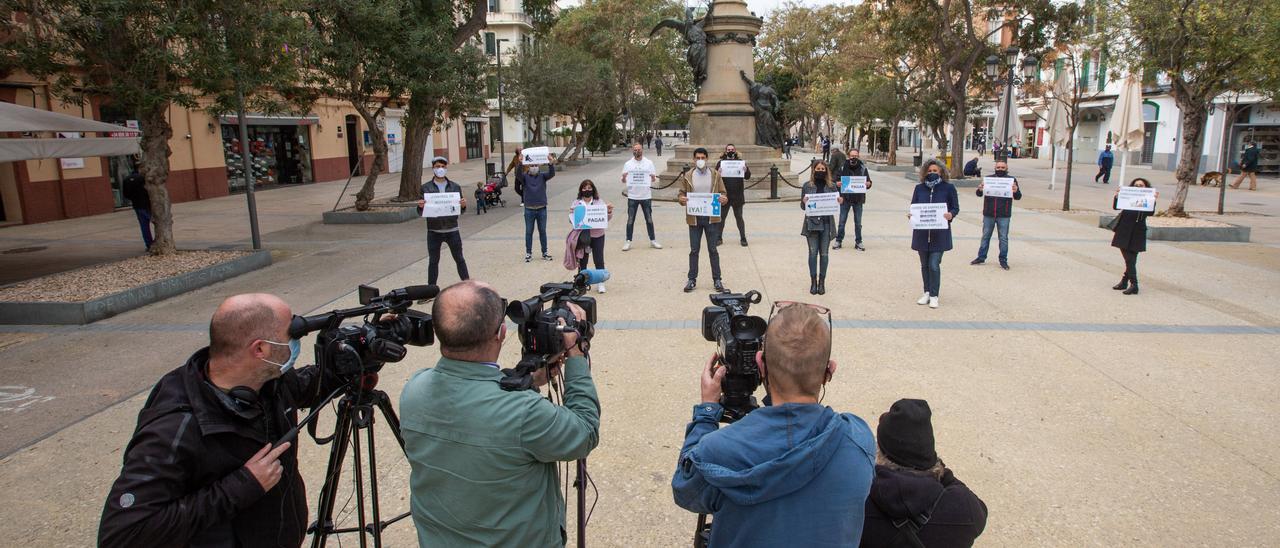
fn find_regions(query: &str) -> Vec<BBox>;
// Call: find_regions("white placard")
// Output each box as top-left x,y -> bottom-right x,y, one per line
1116,186 -> 1156,212
57,132 -> 84,169
910,203 -> 950,230
983,177 -> 1015,198
571,203 -> 609,229
421,192 -> 461,218
685,192 -> 722,217
804,192 -> 840,217
522,146 -> 550,165
840,175 -> 867,194
719,160 -> 746,178
626,170 -> 652,200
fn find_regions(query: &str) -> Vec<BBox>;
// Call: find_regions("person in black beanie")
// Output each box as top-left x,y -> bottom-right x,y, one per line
861,399 -> 988,548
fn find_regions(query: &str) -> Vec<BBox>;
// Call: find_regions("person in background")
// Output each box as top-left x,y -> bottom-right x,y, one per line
516,153 -> 557,262
655,134 -> 664,157
861,399 -> 988,548
821,134 -> 831,162
907,159 -> 960,309
1110,177 -> 1156,295
970,159 -> 1022,270
829,143 -> 847,175
121,166 -> 154,250
1230,141 -> 1261,191
417,157 -> 469,286
568,179 -> 613,293
677,147 -> 729,293
962,157 -> 981,178
834,148 -> 873,251
800,160 -> 842,295
1095,145 -> 1114,184
715,144 -> 752,247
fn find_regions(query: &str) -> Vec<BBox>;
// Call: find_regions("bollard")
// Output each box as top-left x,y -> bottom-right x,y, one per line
769,165 -> 779,200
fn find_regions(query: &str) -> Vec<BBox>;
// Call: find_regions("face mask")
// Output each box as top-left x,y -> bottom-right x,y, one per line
726,151 -> 736,158
994,169 -> 1008,177
432,167 -> 447,178
926,173 -> 941,183
262,338 -> 301,374
814,172 -> 827,183
695,159 -> 706,169
579,188 -> 593,198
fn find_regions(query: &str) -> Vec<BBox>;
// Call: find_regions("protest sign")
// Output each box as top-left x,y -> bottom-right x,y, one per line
909,203 -> 949,229
983,177 -> 1015,198
840,175 -> 867,194
719,160 -> 746,178
686,192 -> 722,217
522,146 -> 550,165
571,203 -> 609,229
1116,186 -> 1156,212
421,192 -> 461,218
804,192 -> 840,217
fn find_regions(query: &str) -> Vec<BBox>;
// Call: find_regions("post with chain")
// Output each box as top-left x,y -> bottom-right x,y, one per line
769,165 -> 779,200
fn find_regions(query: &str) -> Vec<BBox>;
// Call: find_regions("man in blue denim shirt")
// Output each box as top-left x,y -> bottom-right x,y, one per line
672,303 -> 876,547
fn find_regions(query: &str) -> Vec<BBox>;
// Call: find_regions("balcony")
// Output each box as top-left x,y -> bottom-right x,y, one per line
486,11 -> 533,29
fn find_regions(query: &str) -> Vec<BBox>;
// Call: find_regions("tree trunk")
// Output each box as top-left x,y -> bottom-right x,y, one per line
1167,101 -> 1207,217
353,108 -> 387,211
949,102 -> 967,179
1063,130 -> 1076,211
139,103 -> 176,255
398,97 -> 438,201
888,115 -> 901,166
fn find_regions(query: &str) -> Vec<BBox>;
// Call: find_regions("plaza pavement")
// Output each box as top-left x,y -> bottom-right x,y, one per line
1,147 -> 1278,546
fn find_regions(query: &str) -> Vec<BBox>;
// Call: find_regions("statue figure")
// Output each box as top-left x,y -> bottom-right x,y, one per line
650,3 -> 715,89
740,70 -> 783,148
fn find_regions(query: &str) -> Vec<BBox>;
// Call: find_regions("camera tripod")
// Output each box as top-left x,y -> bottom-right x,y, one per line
296,374 -> 410,548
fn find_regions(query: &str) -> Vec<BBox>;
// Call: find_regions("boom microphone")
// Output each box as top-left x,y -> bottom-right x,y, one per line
574,269 -> 610,286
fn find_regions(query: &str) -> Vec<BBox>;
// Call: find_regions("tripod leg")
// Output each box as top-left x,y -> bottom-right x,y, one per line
694,513 -> 710,548
576,459 -> 587,548
364,406 -> 383,548
369,390 -> 412,531
310,398 -> 355,548
350,409 -> 370,548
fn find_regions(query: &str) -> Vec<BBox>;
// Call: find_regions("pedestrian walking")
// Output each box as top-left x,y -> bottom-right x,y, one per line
907,159 -> 960,309
1110,178 -> 1156,295
566,180 -> 613,293
1095,145 -> 1114,184
1230,141 -> 1261,191
121,167 -> 153,250
515,152 -> 557,262
801,160 -> 842,295
783,137 -> 793,159
621,143 -> 663,251
821,134 -> 831,162
834,148 -> 873,251
417,157 -> 470,286
677,147 -> 729,293
970,159 -> 1022,270
655,135 -> 664,157
715,144 -> 751,247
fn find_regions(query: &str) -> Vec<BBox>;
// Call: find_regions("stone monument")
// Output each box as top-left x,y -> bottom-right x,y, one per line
649,0 -> 800,201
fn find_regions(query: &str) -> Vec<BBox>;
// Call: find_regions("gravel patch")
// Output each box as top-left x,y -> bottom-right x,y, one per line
0,251 -> 252,303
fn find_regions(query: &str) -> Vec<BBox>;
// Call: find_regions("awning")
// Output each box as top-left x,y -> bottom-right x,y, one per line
218,114 -> 319,126
0,101 -> 140,161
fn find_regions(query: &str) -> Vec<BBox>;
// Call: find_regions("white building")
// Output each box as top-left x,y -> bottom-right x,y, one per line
481,0 -> 537,167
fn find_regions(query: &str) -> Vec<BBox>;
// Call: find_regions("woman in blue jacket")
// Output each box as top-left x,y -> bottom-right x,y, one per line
907,159 -> 960,309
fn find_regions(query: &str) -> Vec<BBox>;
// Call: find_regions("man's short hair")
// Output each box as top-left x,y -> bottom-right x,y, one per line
849,148 -> 860,153
432,281 -> 505,353
432,156 -> 449,167
209,297 -> 281,358
693,147 -> 708,158
763,305 -> 831,395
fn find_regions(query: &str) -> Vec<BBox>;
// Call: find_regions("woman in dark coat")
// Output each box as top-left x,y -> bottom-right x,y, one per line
907,159 -> 960,308
1111,177 -> 1155,295
800,160 -> 843,295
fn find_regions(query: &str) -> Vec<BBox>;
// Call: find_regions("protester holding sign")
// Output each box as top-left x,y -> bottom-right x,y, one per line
970,160 -> 1022,270
516,152 -> 556,262
566,180 -> 613,293
416,157 -> 469,287
800,160 -> 844,295
678,148 -> 729,293
715,144 -> 752,247
834,148 -> 873,250
1110,178 -> 1156,295
907,159 -> 959,309
621,143 -> 663,251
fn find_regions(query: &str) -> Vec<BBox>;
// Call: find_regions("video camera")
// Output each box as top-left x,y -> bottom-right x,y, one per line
288,284 -> 437,380
701,290 -> 768,422
500,269 -> 607,391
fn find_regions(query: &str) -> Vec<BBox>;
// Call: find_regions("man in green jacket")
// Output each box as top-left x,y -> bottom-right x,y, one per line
400,281 -> 600,547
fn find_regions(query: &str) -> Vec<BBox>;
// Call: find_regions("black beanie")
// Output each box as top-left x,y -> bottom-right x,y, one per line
877,399 -> 938,470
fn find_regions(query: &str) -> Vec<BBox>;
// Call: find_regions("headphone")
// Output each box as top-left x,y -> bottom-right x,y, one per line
212,383 -> 264,420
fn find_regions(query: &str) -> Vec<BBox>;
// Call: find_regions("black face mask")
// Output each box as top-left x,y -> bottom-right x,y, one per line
814,172 -> 827,183
994,169 -> 1008,177
579,190 -> 593,198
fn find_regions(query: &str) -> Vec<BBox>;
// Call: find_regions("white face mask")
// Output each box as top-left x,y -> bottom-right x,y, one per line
695,159 -> 706,169
433,167 -> 447,178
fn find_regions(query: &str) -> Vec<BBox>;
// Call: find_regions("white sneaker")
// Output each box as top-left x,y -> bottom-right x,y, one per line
622,240 -> 632,251
597,284 -> 606,294
929,296 -> 939,309
916,292 -> 930,305
650,240 -> 663,249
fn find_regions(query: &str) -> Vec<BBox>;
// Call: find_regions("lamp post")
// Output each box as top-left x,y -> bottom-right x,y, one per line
495,38 -> 510,174
985,46 -> 1039,161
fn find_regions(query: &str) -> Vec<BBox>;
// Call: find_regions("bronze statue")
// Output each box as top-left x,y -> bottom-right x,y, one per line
740,70 -> 783,148
650,3 -> 715,89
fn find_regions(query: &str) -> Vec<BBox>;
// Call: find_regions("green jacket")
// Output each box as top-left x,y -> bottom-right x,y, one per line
400,356 -> 600,547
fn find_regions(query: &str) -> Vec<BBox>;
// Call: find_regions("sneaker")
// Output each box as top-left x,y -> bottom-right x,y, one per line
542,253 -> 553,261
929,296 -> 939,309
683,279 -> 696,292
832,240 -> 843,250
970,258 -> 984,265
1000,262 -> 1010,270
740,239 -> 748,247
917,292 -> 931,305
622,240 -> 633,251
714,280 -> 727,293
854,242 -> 865,251
651,240 -> 663,249
525,254 -> 532,263
597,284 -> 606,294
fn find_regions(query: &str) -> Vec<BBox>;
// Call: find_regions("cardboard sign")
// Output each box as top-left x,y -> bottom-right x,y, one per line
421,192 -> 461,218
571,203 -> 609,229
686,192 -> 722,217
909,203 -> 950,230
719,160 -> 746,178
522,146 -> 550,165
840,175 -> 867,194
1116,186 -> 1156,212
983,177 -> 1015,198
626,170 -> 652,200
804,192 -> 840,217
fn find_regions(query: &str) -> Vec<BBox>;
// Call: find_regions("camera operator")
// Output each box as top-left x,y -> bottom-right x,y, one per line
99,293 -> 341,548
400,280 -> 600,546
672,303 -> 876,547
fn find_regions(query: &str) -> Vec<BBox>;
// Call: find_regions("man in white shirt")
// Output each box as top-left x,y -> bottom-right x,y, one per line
621,142 -> 663,251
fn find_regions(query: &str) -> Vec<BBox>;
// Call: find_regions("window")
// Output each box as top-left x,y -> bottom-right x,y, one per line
486,75 -> 499,99
489,0 -> 499,12
489,116 -> 503,145
1080,56 -> 1091,91
987,17 -> 1003,45
484,32 -> 496,56
1096,49 -> 1108,90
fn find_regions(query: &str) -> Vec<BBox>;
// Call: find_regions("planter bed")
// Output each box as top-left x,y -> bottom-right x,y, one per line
1097,214 -> 1250,242
323,202 -> 418,224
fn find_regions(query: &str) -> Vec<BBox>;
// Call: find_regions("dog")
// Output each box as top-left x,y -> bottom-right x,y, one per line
1200,171 -> 1224,187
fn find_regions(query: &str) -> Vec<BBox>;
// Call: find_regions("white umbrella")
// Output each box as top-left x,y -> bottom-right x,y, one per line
1044,69 -> 1073,190
1108,75 -> 1144,186
993,89 -> 1022,150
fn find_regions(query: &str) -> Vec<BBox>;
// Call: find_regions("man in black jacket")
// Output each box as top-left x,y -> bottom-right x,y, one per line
861,399 -> 988,548
833,148 -> 873,250
970,159 -> 1022,270
100,293 -> 341,548
715,144 -> 752,247
417,156 -> 470,285
121,167 -> 153,250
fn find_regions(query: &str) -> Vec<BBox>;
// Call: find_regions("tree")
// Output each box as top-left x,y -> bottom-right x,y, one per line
1117,0 -> 1278,216
2,0 -> 311,254
758,2 -> 857,147
505,40 -> 615,161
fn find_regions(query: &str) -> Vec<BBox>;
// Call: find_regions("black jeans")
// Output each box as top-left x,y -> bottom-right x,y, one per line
718,198 -> 746,241
427,230 -> 469,286
918,250 -> 944,297
626,199 -> 656,241
1095,165 -> 1112,183
578,235 -> 606,271
688,222 -> 722,281
1121,250 -> 1140,282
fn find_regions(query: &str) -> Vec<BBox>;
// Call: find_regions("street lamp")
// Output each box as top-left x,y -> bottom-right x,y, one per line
985,46 -> 1038,160
495,37 -> 510,175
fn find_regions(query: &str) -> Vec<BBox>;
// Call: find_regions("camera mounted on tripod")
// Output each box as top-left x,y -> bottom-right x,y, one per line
500,269 -> 607,391
288,284 -> 437,381
701,290 -> 767,423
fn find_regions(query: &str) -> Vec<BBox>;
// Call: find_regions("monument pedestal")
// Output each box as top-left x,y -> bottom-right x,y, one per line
654,144 -> 802,202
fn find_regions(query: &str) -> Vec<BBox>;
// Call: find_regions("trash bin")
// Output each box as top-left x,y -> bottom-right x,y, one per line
485,161 -> 497,179
943,154 -> 952,170
913,155 -> 922,167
